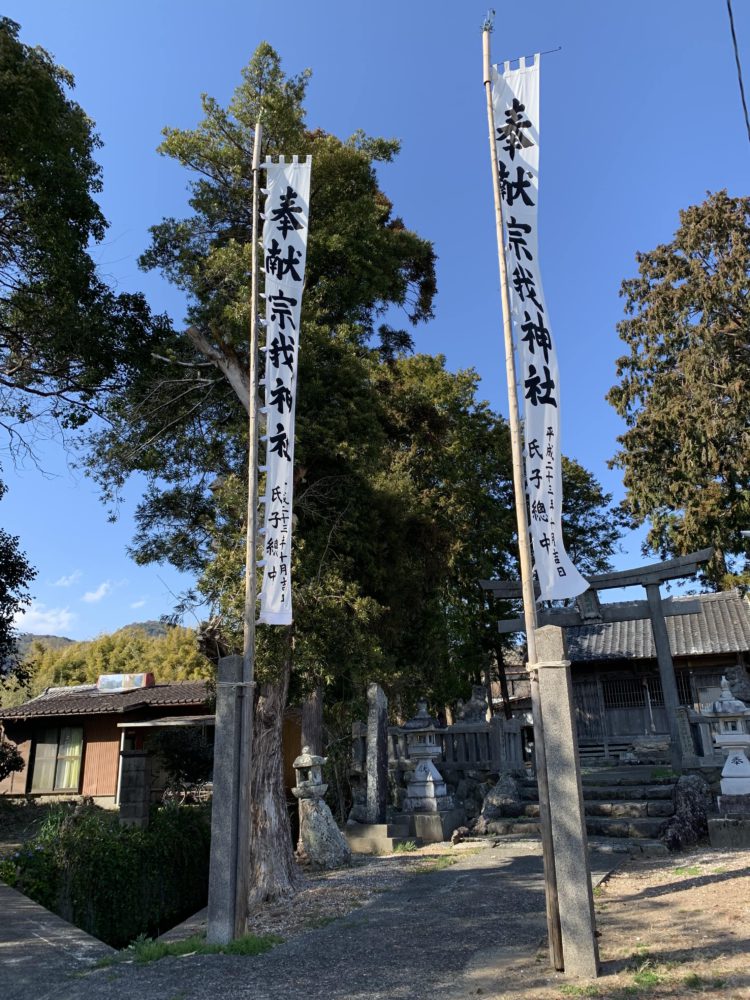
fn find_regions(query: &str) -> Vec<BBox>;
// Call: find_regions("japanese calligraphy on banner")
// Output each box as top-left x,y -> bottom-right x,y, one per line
259,155 -> 311,625
491,56 -> 587,601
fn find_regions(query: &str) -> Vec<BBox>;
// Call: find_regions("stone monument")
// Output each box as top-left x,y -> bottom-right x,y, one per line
366,682 -> 388,824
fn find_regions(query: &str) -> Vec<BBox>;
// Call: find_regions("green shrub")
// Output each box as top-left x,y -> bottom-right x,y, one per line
1,803 -> 210,948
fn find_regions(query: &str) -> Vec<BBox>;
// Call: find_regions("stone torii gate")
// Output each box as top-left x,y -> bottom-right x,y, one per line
480,547 -> 714,771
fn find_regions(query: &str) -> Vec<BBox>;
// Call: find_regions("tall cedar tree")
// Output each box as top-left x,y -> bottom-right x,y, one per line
608,192 -> 750,587
87,44 -> 445,908
86,45 -> 625,907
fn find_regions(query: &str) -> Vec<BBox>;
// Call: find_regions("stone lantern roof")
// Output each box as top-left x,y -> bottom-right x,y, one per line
401,699 -> 440,730
292,746 -> 326,770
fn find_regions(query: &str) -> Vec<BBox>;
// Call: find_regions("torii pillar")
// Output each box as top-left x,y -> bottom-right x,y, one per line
481,548 -> 714,772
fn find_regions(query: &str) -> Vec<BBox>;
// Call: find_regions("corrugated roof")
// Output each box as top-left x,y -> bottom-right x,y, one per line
0,681 -> 210,721
566,590 -> 750,661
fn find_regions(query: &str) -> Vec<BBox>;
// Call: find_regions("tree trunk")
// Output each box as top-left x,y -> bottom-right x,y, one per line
301,684 -> 323,755
246,650 -> 300,911
493,644 -> 513,720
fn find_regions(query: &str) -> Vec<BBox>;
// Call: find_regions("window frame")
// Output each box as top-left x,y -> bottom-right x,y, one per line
30,725 -> 84,794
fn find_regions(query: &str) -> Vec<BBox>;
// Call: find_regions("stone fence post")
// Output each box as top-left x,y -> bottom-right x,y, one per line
119,751 -> 151,828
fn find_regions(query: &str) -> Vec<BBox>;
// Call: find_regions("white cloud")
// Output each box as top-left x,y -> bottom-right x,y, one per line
130,599 -> 146,610
52,570 -> 82,588
82,581 -> 112,604
15,602 -> 75,635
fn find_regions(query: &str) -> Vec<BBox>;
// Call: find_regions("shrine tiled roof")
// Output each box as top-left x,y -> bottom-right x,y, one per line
0,681 -> 210,721
566,590 -> 750,662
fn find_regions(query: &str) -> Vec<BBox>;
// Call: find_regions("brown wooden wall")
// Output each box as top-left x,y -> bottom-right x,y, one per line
81,717 -> 121,797
0,736 -> 30,795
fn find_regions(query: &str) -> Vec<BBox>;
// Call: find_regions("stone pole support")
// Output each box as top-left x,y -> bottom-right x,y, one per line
207,655 -> 244,944
535,626 -> 600,979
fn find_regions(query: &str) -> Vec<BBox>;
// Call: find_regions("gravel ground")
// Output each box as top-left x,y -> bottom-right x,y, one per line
4,838 -> 750,1000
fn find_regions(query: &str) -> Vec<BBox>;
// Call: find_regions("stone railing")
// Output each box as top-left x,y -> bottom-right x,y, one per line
388,715 -> 524,778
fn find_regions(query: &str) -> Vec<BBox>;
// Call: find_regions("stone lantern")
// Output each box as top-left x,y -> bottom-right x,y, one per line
701,677 -> 750,801
292,746 -> 328,800
403,699 -> 443,769
399,699 -> 463,842
292,746 -> 351,869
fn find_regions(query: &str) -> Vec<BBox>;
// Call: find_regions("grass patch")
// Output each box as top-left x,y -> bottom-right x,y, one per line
672,865 -> 701,876
98,931 -> 282,966
631,963 -> 663,989
650,767 -> 677,779
305,915 -> 337,930
414,854 -> 459,874
560,985 -> 601,996
684,972 -> 727,991
392,840 -> 419,853
711,866 -> 727,875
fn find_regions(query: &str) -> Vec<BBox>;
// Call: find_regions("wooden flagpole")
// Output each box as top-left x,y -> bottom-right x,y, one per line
482,22 -> 564,971
235,118 -> 263,937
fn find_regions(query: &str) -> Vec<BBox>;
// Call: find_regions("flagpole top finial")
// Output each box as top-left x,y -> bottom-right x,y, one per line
482,9 -> 495,32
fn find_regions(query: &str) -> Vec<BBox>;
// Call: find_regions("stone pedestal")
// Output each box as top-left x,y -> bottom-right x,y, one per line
119,751 -> 151,828
408,809 -> 465,844
708,817 -> 750,848
297,798 -> 352,869
403,758 -> 452,812
719,748 -> 750,797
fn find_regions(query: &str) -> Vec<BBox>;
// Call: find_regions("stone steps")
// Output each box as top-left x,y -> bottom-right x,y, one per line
583,799 -> 674,818
500,766 -> 678,851
587,835 -> 668,858
491,812 -> 669,840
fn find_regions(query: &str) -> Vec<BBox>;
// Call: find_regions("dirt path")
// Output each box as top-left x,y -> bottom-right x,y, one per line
474,845 -> 750,1000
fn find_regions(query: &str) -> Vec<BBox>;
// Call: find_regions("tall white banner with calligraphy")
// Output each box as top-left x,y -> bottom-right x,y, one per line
492,56 -> 587,602
258,156 -> 311,625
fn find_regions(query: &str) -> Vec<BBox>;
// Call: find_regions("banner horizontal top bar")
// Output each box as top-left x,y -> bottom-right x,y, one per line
263,155 -> 313,166
481,547 -> 714,598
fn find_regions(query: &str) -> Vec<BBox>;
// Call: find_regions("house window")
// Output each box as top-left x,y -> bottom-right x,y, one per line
30,726 -> 83,793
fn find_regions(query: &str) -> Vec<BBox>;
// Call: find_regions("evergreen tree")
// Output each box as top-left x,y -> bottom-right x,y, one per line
608,191 -> 750,587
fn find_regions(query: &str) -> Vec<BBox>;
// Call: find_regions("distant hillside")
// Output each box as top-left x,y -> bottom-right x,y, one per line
15,633 -> 75,660
115,620 -> 169,639
15,620 -> 169,660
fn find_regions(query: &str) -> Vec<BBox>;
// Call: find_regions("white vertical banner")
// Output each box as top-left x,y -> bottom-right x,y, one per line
258,155 -> 312,625
492,56 -> 587,602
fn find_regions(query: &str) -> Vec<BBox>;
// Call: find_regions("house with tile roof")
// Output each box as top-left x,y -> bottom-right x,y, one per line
0,676 -> 303,805
0,680 -> 213,804
496,590 -> 750,760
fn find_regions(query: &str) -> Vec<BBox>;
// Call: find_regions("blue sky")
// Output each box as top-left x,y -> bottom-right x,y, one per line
3,1 -> 749,640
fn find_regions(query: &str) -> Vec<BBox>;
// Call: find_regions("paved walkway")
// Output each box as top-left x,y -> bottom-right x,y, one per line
0,883 -> 113,1000
2,843 -> 613,1000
